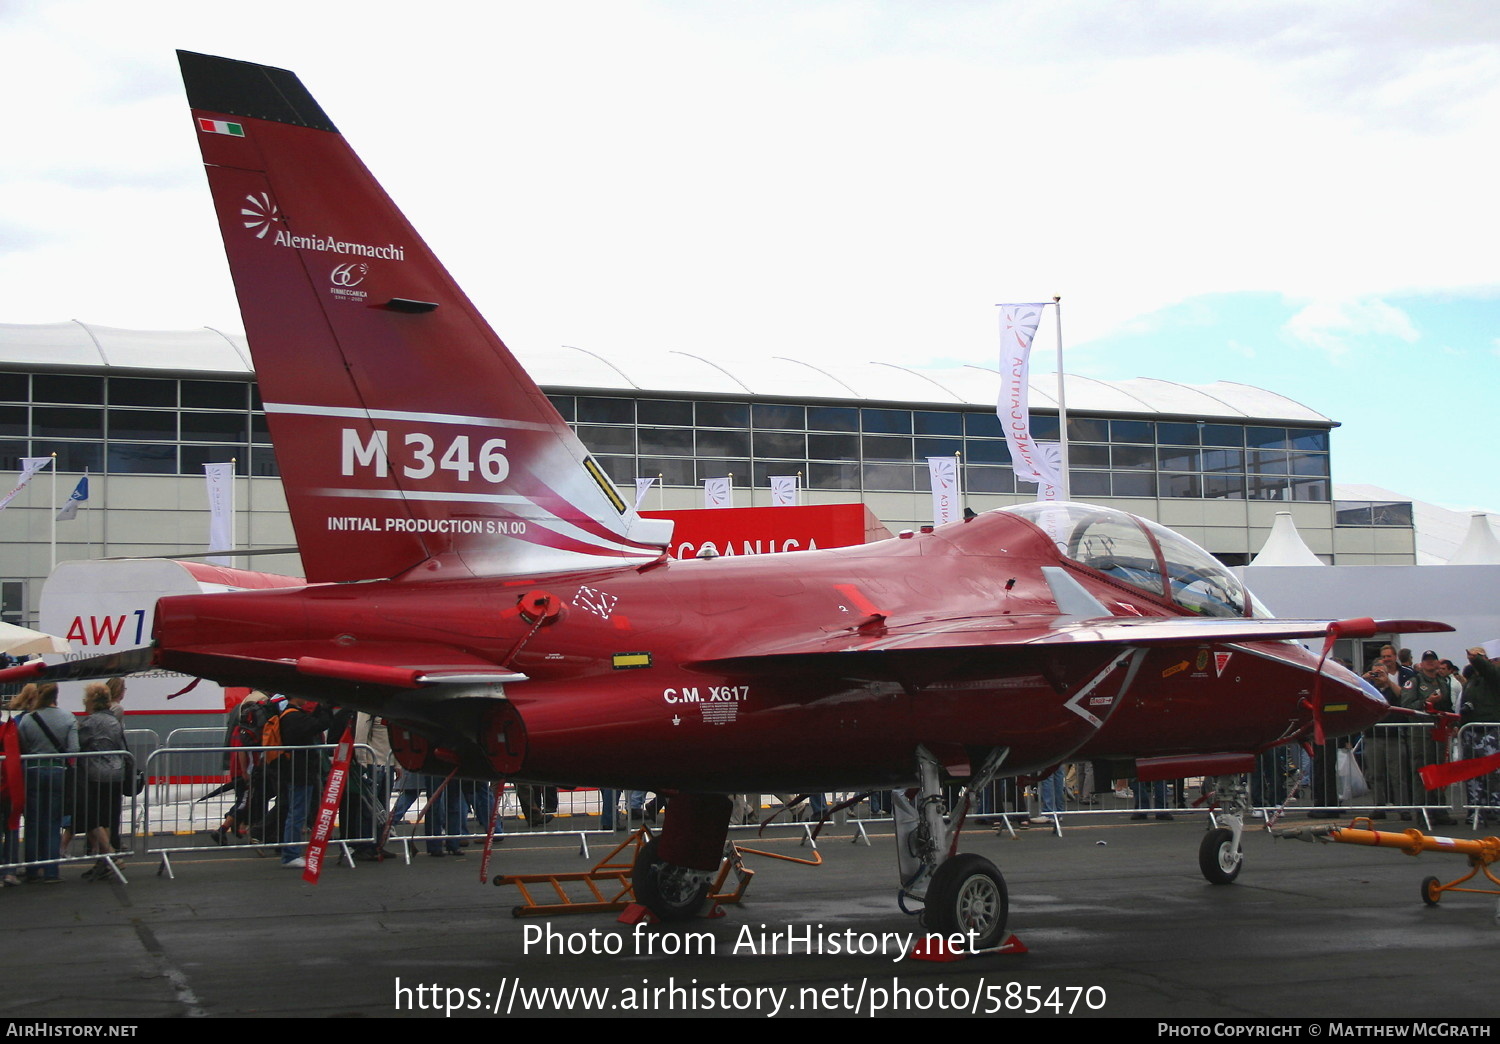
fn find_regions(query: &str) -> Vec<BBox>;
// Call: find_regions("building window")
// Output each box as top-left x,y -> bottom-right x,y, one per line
1,581 -> 25,625
1335,501 -> 1414,527
0,366 -> 1340,507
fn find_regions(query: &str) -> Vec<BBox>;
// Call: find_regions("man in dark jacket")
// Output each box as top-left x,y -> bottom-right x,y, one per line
274,696 -> 330,868
1403,651 -> 1456,824
1363,645 -> 1415,812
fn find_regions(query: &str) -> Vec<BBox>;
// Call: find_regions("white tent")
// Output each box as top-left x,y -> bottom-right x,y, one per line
1250,511 -> 1324,567
1449,513 -> 1500,565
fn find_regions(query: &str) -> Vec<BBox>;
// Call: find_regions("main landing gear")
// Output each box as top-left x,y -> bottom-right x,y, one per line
1199,773 -> 1249,885
629,793 -> 732,921
632,837 -> 714,920
896,745 -> 1012,950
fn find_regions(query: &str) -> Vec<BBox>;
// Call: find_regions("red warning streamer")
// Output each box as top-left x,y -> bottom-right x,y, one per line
303,722 -> 356,883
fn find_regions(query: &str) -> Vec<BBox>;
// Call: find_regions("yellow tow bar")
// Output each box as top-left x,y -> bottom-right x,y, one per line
1273,818 -> 1500,911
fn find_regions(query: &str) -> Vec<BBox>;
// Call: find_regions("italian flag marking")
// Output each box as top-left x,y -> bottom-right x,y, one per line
197,118 -> 245,137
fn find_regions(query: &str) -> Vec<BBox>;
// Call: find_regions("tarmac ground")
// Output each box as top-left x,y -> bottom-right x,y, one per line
4,812 -> 1497,1019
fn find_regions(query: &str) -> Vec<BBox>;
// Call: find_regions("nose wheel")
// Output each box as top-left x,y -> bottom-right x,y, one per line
920,853 -> 1009,949
1199,827 -> 1244,884
1199,773 -> 1249,885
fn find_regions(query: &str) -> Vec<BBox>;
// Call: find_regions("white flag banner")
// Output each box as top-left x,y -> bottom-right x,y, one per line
997,303 -> 1060,488
704,476 -> 731,509
634,477 -> 656,509
927,456 -> 959,525
205,462 -> 234,563
56,474 -> 89,521
1033,442 -> 1064,503
769,475 -> 798,507
0,456 -> 53,511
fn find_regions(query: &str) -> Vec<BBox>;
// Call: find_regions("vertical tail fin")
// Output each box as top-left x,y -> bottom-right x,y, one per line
178,51 -> 670,583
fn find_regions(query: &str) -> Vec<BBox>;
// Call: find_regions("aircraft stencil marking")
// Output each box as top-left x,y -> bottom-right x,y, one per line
339,428 -> 510,483
574,585 -> 618,621
662,686 -> 749,704
1062,648 -> 1137,728
701,703 -> 738,725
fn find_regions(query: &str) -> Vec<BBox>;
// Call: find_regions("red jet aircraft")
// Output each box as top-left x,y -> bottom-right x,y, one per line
8,52 -> 1449,947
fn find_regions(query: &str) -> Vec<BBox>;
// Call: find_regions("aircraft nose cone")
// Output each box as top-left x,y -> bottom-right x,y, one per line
1319,664 -> 1389,737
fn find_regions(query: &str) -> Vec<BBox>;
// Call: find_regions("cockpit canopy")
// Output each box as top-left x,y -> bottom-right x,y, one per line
1003,502 -> 1263,619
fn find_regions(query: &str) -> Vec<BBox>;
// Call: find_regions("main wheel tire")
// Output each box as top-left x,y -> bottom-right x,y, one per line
1421,875 -> 1442,906
1199,827 -> 1243,885
922,853 -> 1009,950
632,838 -> 712,921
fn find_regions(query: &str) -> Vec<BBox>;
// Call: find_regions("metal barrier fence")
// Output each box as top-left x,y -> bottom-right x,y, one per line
1455,722 -> 1499,823
728,721 -> 1500,830
7,720 -> 1498,883
139,743 -> 388,872
1,748 -> 138,884
140,745 -> 545,869
1326,720 -> 1499,828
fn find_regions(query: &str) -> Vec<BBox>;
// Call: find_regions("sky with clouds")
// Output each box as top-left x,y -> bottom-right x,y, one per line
1,0 -> 1495,510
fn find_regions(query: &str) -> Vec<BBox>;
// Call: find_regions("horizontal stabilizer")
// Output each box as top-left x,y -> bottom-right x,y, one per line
156,639 -> 509,683
0,647 -> 155,686
293,655 -> 526,689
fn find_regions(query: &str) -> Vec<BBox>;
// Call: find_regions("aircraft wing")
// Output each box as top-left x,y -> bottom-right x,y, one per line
693,614 -> 1452,676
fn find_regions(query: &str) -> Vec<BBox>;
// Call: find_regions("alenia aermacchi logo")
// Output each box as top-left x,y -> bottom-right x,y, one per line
241,192 -> 281,239
236,192 -> 406,260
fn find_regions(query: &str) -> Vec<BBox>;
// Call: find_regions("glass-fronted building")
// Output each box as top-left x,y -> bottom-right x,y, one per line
0,322 -> 1416,625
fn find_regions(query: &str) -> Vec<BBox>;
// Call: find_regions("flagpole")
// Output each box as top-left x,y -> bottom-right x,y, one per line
49,454 -> 57,572
1052,295 -> 1071,500
955,451 -> 965,517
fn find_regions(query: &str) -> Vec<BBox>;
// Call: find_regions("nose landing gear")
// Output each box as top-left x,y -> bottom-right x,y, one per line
1201,773 -> 1250,885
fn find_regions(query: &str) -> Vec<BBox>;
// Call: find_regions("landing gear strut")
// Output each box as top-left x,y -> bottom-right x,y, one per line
1200,773 -> 1249,885
896,745 -> 1012,949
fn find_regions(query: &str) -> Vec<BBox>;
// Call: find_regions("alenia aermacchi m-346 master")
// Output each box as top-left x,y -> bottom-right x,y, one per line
8,51 -> 1452,947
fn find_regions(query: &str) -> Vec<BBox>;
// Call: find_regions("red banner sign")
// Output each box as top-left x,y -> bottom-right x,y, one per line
641,504 -> 890,560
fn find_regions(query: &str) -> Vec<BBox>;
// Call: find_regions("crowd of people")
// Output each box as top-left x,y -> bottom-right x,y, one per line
1,678 -> 129,885
1350,643 -> 1500,822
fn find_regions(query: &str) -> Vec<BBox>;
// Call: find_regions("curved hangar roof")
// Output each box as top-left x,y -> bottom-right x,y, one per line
0,321 -> 1332,425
